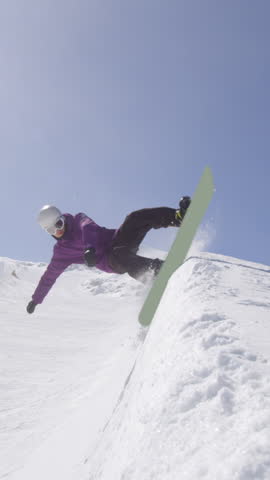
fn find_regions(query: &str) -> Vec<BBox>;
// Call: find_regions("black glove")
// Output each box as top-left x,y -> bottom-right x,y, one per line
27,300 -> 37,314
84,247 -> 97,267
179,196 -> 191,217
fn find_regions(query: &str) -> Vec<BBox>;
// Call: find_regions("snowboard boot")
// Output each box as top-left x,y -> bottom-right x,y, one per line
174,196 -> 191,226
150,258 -> 163,276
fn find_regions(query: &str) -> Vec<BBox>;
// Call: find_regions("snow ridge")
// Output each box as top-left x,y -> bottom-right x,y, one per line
87,254 -> 270,480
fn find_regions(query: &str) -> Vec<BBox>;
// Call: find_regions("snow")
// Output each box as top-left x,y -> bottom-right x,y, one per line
1,248 -> 270,479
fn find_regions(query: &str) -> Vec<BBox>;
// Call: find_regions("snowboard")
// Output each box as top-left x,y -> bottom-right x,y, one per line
139,166 -> 215,326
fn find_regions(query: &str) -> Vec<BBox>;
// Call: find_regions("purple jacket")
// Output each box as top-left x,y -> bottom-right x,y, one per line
32,213 -> 116,304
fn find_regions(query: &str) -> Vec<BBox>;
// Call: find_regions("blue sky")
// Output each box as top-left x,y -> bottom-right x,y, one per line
0,0 -> 269,265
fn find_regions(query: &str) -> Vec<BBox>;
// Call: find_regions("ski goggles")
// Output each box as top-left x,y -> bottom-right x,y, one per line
45,216 -> 65,235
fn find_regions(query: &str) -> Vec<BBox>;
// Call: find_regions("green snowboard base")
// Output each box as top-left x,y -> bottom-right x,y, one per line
139,167 -> 215,326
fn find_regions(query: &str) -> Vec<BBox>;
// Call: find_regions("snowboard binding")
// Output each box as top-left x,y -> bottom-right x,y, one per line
174,196 -> 191,226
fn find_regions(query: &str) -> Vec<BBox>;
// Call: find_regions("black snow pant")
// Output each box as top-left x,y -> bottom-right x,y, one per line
108,207 -> 177,281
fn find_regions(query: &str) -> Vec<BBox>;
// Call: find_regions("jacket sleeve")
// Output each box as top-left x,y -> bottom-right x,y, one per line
32,254 -> 70,305
77,213 -> 98,248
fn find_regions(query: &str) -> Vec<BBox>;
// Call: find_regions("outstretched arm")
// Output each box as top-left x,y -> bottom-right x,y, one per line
26,255 -> 70,313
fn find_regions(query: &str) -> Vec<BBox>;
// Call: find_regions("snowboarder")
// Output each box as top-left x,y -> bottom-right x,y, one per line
26,197 -> 191,314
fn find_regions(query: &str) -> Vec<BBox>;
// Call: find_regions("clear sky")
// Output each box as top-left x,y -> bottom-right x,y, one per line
0,0 -> 269,265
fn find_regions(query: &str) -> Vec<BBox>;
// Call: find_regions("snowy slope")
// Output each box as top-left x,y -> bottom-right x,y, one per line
0,257 -> 144,479
1,250 -> 270,480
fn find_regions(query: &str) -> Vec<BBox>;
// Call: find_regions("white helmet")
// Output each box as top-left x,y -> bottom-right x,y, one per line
37,205 -> 64,235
